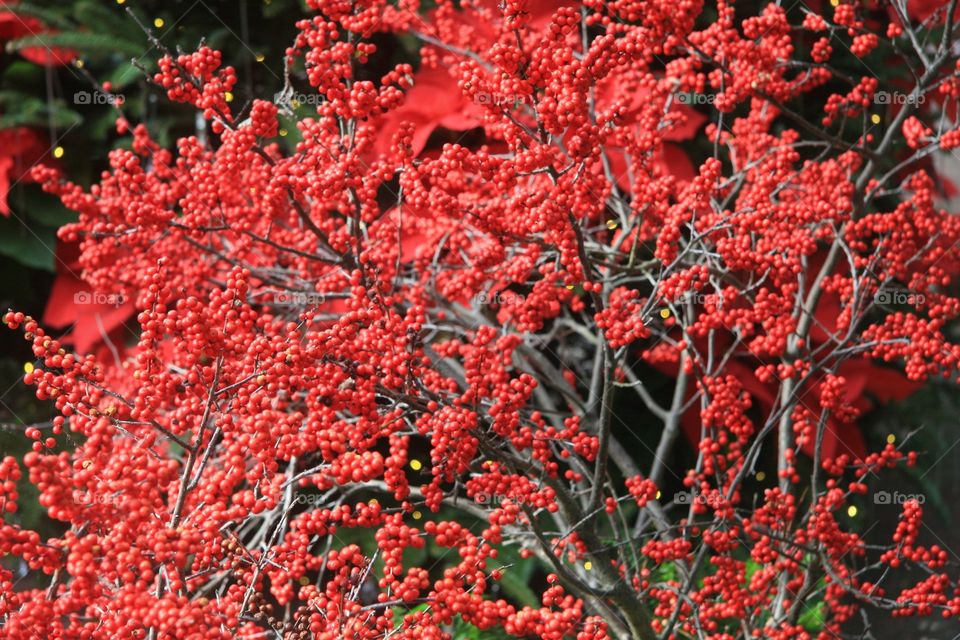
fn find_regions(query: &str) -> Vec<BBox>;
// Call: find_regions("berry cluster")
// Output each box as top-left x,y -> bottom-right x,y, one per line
3,1 -> 960,638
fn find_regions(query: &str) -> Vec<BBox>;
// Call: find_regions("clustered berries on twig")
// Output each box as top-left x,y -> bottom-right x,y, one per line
2,0 -> 960,638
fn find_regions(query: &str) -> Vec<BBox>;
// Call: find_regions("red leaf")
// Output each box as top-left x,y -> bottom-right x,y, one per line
658,144 -> 696,183
0,127 -> 49,181
43,241 -> 134,354
0,12 -> 76,66
906,0 -> 959,22
374,67 -> 483,157
602,143 -> 696,192
0,11 -> 39,41
19,44 -> 76,67
0,155 -> 12,216
43,272 -> 134,354
814,419 -> 866,461
595,77 -> 706,141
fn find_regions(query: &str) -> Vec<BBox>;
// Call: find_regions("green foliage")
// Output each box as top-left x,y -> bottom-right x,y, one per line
0,216 -> 56,271
5,3 -> 72,29
7,31 -> 145,57
798,600 -> 826,632
0,93 -> 82,130
450,618 -> 515,639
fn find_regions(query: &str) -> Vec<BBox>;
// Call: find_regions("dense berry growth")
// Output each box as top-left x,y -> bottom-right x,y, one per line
2,1 -> 960,638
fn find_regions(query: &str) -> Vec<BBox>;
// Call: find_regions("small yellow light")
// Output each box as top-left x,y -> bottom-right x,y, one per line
655,490 -> 661,500
23,362 -> 34,374
53,146 -> 65,159
871,114 -> 881,125
847,505 -> 858,517
830,0 -> 839,5
279,129 -> 288,137
606,220 -> 618,230
154,18 -> 165,28
298,576 -> 310,586
225,92 -> 234,103
410,459 -> 422,471
116,0 -> 125,4
255,53 -> 265,63
887,434 -> 896,445
583,561 -> 593,571
74,59 -> 84,69
755,471 -> 766,482
412,510 -> 422,520
368,498 -> 379,506
566,284 -> 575,290
659,308 -> 671,319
